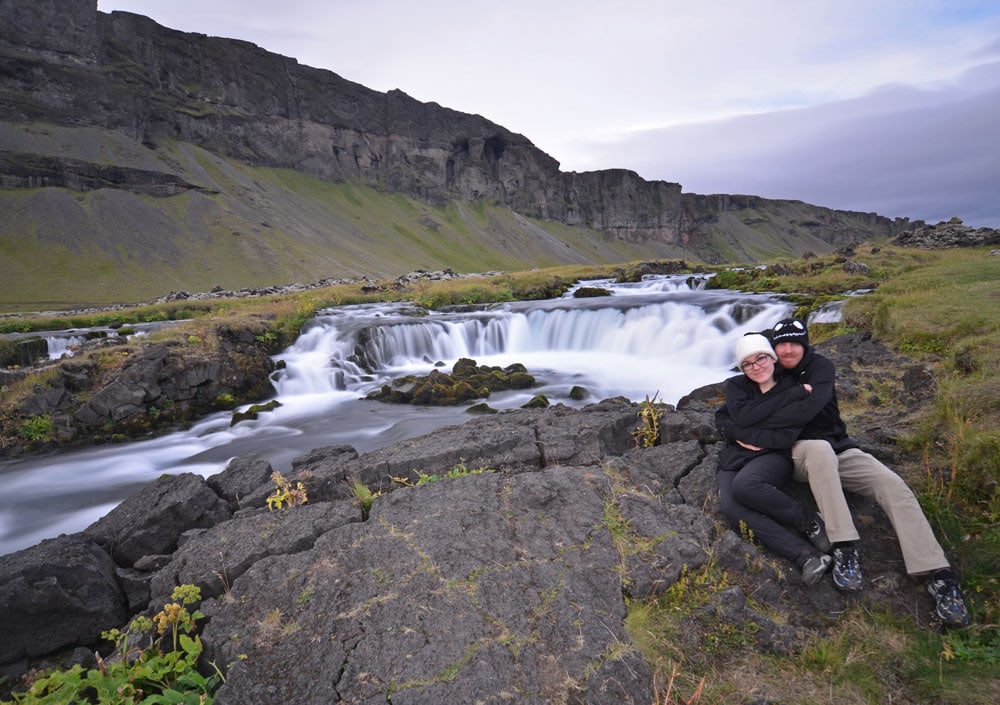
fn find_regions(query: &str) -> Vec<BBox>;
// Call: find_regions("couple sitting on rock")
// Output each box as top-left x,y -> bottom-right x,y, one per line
715,317 -> 969,628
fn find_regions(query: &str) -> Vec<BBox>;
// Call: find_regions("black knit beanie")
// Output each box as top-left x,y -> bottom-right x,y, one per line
770,318 -> 809,348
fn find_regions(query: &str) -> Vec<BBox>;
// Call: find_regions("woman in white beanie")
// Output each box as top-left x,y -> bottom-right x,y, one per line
716,333 -> 833,585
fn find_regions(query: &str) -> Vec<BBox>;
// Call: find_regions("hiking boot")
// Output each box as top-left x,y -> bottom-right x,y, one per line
804,513 -> 832,553
927,574 -> 970,628
801,554 -> 832,587
831,546 -> 863,592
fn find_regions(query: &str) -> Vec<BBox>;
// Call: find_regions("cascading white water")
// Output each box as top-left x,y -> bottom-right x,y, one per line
44,335 -> 84,360
271,280 -> 790,406
0,275 -> 800,555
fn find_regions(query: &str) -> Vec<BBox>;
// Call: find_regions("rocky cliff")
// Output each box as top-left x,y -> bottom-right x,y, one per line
0,0 -> 911,308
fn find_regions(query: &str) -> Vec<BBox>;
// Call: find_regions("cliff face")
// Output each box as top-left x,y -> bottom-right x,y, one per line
0,0 -> 910,306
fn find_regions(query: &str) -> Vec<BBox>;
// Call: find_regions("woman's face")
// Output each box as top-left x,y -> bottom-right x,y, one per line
740,353 -> 775,384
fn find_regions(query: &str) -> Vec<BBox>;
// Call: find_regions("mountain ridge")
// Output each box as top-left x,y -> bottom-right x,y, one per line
0,0 -> 912,308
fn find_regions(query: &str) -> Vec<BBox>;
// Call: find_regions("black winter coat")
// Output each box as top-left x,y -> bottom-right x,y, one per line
715,371 -> 812,472
779,348 -> 859,453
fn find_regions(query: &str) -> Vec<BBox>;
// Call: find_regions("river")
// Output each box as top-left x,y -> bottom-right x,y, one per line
0,275 -> 801,555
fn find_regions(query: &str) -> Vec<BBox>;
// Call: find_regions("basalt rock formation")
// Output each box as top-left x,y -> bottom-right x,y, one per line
890,216 -> 1000,249
364,358 -> 536,406
0,0 -> 914,307
0,318 -> 279,454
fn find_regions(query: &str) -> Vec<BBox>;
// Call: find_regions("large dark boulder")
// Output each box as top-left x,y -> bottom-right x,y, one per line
299,397 -> 641,500
148,500 -> 360,609
0,535 -> 127,664
84,472 -> 232,566
202,466 -> 658,704
206,456 -> 278,511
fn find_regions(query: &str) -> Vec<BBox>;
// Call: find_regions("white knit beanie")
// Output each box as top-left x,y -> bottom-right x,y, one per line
734,333 -> 776,366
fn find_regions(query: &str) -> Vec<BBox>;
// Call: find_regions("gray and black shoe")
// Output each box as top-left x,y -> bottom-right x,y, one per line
805,513 -> 832,553
831,545 -> 863,592
927,573 -> 970,628
801,554 -> 832,586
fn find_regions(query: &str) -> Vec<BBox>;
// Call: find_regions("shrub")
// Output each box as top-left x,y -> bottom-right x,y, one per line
1,585 -> 222,704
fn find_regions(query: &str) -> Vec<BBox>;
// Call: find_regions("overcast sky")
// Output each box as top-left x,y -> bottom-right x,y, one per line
97,1 -> 1000,227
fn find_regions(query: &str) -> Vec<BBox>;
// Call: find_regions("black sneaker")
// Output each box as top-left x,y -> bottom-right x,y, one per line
805,513 -> 832,553
801,554 -> 832,586
927,575 -> 970,628
831,546 -> 863,592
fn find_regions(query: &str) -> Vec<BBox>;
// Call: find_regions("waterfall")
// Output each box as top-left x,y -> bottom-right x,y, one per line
45,335 -> 85,360
0,275 -> 801,555
271,279 -> 792,406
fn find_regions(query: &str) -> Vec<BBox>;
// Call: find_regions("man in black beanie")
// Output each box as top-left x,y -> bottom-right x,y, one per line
768,317 -> 970,628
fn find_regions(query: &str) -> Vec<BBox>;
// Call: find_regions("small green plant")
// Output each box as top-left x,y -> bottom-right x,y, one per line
737,519 -> 756,545
266,471 -> 308,511
348,478 -> 381,519
633,392 -> 663,448
17,415 -> 54,442
214,392 -> 237,407
391,459 -> 493,487
254,330 -> 278,346
2,585 -> 222,704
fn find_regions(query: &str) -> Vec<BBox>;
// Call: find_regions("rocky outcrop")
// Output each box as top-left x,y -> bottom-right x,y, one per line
0,333 -> 953,703
890,217 -> 1000,248
0,150 -> 212,196
0,321 -> 278,454
0,535 -> 128,665
365,357 -> 536,405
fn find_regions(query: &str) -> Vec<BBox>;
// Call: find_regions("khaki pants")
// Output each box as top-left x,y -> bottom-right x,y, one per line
791,439 -> 949,576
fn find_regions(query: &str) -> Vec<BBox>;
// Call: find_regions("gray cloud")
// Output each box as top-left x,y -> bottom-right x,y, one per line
591,61 -> 1000,227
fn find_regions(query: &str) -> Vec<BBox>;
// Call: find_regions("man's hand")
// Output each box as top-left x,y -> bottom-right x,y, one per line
736,440 -> 764,451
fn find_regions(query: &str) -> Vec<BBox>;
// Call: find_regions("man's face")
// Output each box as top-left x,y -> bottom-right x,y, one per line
774,341 -> 805,369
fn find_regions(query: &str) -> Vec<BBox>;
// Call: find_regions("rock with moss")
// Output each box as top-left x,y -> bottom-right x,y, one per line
573,286 -> 613,298
522,394 -> 550,408
230,399 -> 283,426
0,321 -> 279,455
365,357 -> 536,405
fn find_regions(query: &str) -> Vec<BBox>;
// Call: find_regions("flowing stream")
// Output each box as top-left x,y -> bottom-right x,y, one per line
0,276 -> 799,555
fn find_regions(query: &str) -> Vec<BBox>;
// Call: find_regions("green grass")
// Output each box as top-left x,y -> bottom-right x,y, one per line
624,244 -> 1000,703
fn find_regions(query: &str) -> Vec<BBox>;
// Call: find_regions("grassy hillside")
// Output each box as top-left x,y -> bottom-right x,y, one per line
0,121 -> 899,313
0,122 -> 686,312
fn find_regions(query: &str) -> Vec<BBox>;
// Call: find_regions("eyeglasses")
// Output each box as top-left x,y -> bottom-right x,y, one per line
740,354 -> 772,372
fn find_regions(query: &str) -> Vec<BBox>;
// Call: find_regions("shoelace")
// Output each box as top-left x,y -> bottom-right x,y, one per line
935,580 -> 961,600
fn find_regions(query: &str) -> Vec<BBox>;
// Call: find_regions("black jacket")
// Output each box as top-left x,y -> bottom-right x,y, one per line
780,347 -> 859,453
715,371 -> 812,472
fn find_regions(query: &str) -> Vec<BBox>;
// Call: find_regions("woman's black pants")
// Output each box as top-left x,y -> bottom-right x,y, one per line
717,452 -> 818,565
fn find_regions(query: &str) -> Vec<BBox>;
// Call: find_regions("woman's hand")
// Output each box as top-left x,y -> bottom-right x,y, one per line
736,440 -> 764,451
802,383 -> 813,393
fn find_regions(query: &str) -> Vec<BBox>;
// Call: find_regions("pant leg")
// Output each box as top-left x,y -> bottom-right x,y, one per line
834,448 -> 950,575
717,468 -> 816,566
792,439 -> 861,543
730,453 -> 813,531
